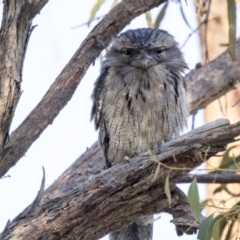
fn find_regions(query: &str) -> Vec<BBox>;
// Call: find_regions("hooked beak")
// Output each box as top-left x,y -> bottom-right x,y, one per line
131,58 -> 157,69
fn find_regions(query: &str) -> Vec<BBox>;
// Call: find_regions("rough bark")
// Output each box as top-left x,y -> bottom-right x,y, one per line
179,174 -> 240,184
0,1 -> 239,239
0,0 -> 167,178
0,0 -> 48,150
0,1 -> 239,179
195,1 -> 240,233
186,38 -> 240,114
40,37 -> 240,203
1,118 -> 239,240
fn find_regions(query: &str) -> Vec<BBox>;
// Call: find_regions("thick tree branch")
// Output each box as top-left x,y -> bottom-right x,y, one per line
186,38 -> 240,114
0,0 -> 48,150
0,0 -> 167,178
0,1 -> 239,178
0,1 -> 239,239
0,1 -> 239,180
1,119 -> 239,240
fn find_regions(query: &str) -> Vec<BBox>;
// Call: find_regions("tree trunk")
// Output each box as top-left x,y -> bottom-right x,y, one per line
196,0 -> 240,238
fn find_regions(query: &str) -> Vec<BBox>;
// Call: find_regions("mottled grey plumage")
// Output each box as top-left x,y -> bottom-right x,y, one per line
91,28 -> 188,240
91,28 -> 189,168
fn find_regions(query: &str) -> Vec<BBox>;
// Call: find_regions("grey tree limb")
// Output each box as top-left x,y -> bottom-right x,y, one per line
0,0 -> 48,153
0,0 -> 239,238
0,2 -> 239,178
1,118 -> 239,240
186,38 -> 240,114
178,173 -> 240,184
0,0 -> 167,178
42,118 -> 240,203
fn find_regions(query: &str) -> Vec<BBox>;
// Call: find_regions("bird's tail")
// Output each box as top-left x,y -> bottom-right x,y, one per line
109,215 -> 153,240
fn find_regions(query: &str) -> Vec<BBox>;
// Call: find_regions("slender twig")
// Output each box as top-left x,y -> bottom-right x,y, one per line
181,18 -> 215,49
204,0 -> 212,63
178,0 -> 192,30
0,0 -> 167,178
178,174 -> 240,184
224,92 -> 228,118
218,97 -> 226,117
223,185 -> 240,197
71,15 -> 105,29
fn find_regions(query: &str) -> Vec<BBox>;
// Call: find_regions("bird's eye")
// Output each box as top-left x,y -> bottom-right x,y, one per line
122,49 -> 133,56
155,47 -> 165,54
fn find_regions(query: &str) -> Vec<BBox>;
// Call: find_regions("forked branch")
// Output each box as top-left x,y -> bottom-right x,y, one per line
1,118 -> 239,240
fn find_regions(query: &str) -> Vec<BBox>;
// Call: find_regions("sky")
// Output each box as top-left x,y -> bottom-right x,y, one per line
0,0 -> 239,239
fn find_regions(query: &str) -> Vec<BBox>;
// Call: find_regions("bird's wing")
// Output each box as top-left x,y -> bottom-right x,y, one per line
90,67 -> 109,130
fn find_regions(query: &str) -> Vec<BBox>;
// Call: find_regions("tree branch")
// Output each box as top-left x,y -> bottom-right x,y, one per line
0,1 -> 239,178
0,1 -> 239,239
0,0 -> 48,151
186,38 -> 240,114
0,0 -> 167,178
1,118 -> 239,239
179,173 -> 240,184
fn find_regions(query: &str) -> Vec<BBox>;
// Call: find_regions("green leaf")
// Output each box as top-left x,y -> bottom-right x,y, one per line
154,3 -> 168,29
212,215 -> 227,240
227,0 -> 236,60
212,214 -> 227,240
188,177 -> 201,221
212,217 -> 221,240
88,0 -> 106,26
145,11 -> 154,28
197,214 -> 214,240
164,173 -> 171,207
215,146 -> 240,172
217,215 -> 227,238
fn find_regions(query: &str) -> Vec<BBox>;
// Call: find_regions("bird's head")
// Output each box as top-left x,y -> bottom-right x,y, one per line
103,28 -> 187,72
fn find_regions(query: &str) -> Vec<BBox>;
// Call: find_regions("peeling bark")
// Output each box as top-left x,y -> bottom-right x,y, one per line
1,118 -> 239,240
0,0 -> 48,150
186,39 -> 240,114
0,0 -> 239,239
0,0 -> 167,178
0,0 -> 239,178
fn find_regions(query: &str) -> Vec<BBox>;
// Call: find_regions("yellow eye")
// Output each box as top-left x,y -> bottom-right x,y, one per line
122,49 -> 133,56
155,47 -> 165,54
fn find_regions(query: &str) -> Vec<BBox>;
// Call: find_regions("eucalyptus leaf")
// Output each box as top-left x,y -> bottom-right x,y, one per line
145,11 -> 154,28
212,217 -> 221,240
215,146 -> 240,172
227,0 -> 236,60
88,0 -> 106,26
154,3 -> 168,29
164,173 -> 171,207
197,214 -> 214,240
188,177 -> 201,221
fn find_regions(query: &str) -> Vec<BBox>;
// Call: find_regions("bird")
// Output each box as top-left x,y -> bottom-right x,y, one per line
91,28 -> 189,240
91,28 -> 189,168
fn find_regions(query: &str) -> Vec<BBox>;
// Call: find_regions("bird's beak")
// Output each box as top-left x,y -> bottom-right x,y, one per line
131,57 -> 157,69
